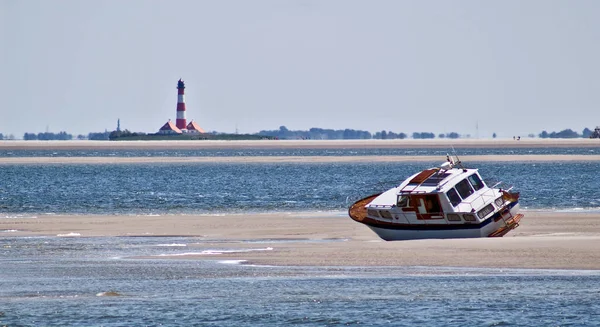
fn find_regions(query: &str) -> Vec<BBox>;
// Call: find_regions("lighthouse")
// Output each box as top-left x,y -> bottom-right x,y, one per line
175,79 -> 187,130
157,78 -> 205,135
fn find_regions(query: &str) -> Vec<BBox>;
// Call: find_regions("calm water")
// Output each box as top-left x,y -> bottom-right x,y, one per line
2,148 -> 600,326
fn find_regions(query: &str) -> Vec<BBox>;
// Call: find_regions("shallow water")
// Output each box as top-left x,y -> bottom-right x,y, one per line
2,236 -> 600,326
2,161 -> 600,216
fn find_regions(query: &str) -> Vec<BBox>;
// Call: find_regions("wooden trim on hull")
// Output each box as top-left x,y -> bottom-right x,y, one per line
348,193 -> 381,224
488,213 -> 523,237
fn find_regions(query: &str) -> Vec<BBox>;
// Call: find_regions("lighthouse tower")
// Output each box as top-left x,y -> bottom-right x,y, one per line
175,79 -> 187,130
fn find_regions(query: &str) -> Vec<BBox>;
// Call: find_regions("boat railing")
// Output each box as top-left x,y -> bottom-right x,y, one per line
367,204 -> 395,210
490,181 -> 514,193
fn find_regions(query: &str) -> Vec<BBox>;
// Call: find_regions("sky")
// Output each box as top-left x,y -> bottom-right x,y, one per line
1,0 -> 600,138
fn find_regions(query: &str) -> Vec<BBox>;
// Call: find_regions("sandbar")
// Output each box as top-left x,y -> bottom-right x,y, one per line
1,154 -> 600,165
2,211 -> 600,270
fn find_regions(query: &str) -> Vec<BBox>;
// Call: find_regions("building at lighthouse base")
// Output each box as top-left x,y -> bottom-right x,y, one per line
186,121 -> 206,134
157,120 -> 206,135
158,120 -> 183,135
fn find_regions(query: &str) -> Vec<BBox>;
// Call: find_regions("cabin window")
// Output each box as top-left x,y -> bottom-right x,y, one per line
424,196 -> 441,214
455,179 -> 474,200
468,174 -> 485,191
367,209 -> 380,218
447,213 -> 461,221
477,204 -> 494,219
495,197 -> 504,207
379,210 -> 393,219
397,195 -> 410,207
414,195 -> 443,214
463,214 -> 477,221
446,188 -> 461,207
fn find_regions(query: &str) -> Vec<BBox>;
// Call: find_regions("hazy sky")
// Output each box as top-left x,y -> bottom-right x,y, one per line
2,0 -> 600,138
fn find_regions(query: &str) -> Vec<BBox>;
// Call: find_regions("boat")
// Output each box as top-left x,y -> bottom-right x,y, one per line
348,156 -> 523,240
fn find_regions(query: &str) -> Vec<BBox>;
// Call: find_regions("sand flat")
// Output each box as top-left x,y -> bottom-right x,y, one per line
1,154 -> 600,165
2,211 -> 600,270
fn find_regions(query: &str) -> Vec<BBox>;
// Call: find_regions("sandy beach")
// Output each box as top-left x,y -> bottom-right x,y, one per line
2,211 -> 600,270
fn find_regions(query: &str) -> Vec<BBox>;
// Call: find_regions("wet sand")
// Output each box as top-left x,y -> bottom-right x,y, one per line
2,211 -> 600,270
1,154 -> 600,165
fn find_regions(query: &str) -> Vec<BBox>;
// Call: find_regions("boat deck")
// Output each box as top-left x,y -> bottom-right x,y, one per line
348,193 -> 380,223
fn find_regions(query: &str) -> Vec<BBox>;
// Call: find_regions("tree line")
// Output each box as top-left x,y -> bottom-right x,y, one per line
0,133 -> 17,140
257,126 -> 372,140
23,132 -> 73,140
18,131 -> 127,140
538,128 -> 596,138
4,126 -> 600,140
256,126 -> 463,140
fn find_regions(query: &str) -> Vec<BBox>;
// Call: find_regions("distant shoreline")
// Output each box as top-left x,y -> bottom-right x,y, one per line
1,138 -> 600,150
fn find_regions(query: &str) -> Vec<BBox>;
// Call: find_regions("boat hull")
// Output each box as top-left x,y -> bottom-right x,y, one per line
369,204 -> 521,241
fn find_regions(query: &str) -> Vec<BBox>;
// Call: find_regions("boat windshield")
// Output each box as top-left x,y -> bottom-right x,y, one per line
397,195 -> 410,207
455,179 -> 475,199
446,188 -> 461,206
468,174 -> 485,191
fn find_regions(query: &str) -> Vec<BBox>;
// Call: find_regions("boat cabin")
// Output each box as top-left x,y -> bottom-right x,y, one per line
366,166 -> 506,225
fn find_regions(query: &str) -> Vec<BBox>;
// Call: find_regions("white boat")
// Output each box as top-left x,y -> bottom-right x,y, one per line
348,156 -> 523,240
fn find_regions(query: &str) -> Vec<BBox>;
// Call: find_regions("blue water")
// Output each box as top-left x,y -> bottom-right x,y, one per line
1,236 -> 600,327
2,148 -> 600,326
2,161 -> 600,216
1,146 -> 600,157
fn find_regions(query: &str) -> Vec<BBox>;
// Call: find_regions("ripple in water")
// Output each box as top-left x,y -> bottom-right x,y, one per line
1,161 -> 599,214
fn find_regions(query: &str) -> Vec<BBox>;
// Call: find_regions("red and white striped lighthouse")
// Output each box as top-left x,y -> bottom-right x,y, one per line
175,79 -> 187,130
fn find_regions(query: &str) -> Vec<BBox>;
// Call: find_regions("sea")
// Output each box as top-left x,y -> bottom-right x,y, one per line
2,146 -> 600,326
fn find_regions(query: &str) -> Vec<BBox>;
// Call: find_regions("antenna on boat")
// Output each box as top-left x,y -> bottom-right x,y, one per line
450,145 -> 465,170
